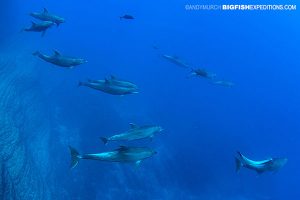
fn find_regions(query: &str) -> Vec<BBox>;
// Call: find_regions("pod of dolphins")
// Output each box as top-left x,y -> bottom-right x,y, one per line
22,8 -> 287,175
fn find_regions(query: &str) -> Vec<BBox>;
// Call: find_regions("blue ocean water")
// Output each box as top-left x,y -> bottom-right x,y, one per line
1,0 -> 300,199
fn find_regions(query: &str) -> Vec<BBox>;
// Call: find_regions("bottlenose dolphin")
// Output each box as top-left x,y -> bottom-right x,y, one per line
212,80 -> 234,87
69,146 -> 157,169
24,21 -> 54,36
79,79 -> 138,95
33,50 -> 87,68
120,15 -> 134,20
152,44 -> 159,50
189,68 -> 217,79
162,54 -> 189,68
30,8 -> 65,26
235,151 -> 287,174
101,123 -> 163,144
89,76 -> 138,89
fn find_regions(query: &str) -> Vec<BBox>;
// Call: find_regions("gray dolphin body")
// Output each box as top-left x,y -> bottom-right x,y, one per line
212,80 -> 234,87
190,68 -> 216,79
30,8 -> 65,26
101,123 -> 163,144
79,79 -> 138,95
33,50 -> 87,68
89,76 -> 138,89
235,152 -> 287,174
162,54 -> 189,68
24,21 -> 55,36
69,146 -> 157,169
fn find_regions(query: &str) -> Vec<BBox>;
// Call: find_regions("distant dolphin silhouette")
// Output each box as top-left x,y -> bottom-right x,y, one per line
162,54 -> 189,68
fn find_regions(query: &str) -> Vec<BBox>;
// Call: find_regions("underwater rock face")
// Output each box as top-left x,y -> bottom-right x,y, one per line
0,50 -> 52,199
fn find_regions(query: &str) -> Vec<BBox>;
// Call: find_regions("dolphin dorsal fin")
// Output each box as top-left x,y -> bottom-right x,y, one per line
104,78 -> 111,84
110,75 -> 116,80
31,21 -> 37,26
43,8 -> 48,13
53,50 -> 61,56
129,123 -> 138,129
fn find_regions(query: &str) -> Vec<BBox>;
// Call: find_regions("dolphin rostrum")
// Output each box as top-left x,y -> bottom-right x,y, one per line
33,50 -> 87,68
101,123 -> 163,144
69,146 -> 157,169
30,8 -> 65,26
235,151 -> 287,174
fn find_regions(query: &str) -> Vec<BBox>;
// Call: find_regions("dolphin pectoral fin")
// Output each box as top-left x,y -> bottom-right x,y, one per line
256,170 -> 263,174
149,135 -> 154,142
135,160 -> 142,168
115,146 -> 129,152
256,170 -> 264,176
129,123 -> 138,129
41,30 -> 46,37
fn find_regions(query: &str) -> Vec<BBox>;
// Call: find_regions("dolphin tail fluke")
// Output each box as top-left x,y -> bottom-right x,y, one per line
20,26 -> 27,33
78,81 -> 84,87
69,146 -> 80,169
235,151 -> 244,173
32,51 -> 41,56
100,137 -> 108,145
207,73 -> 217,80
235,157 -> 242,173
186,72 -> 195,79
